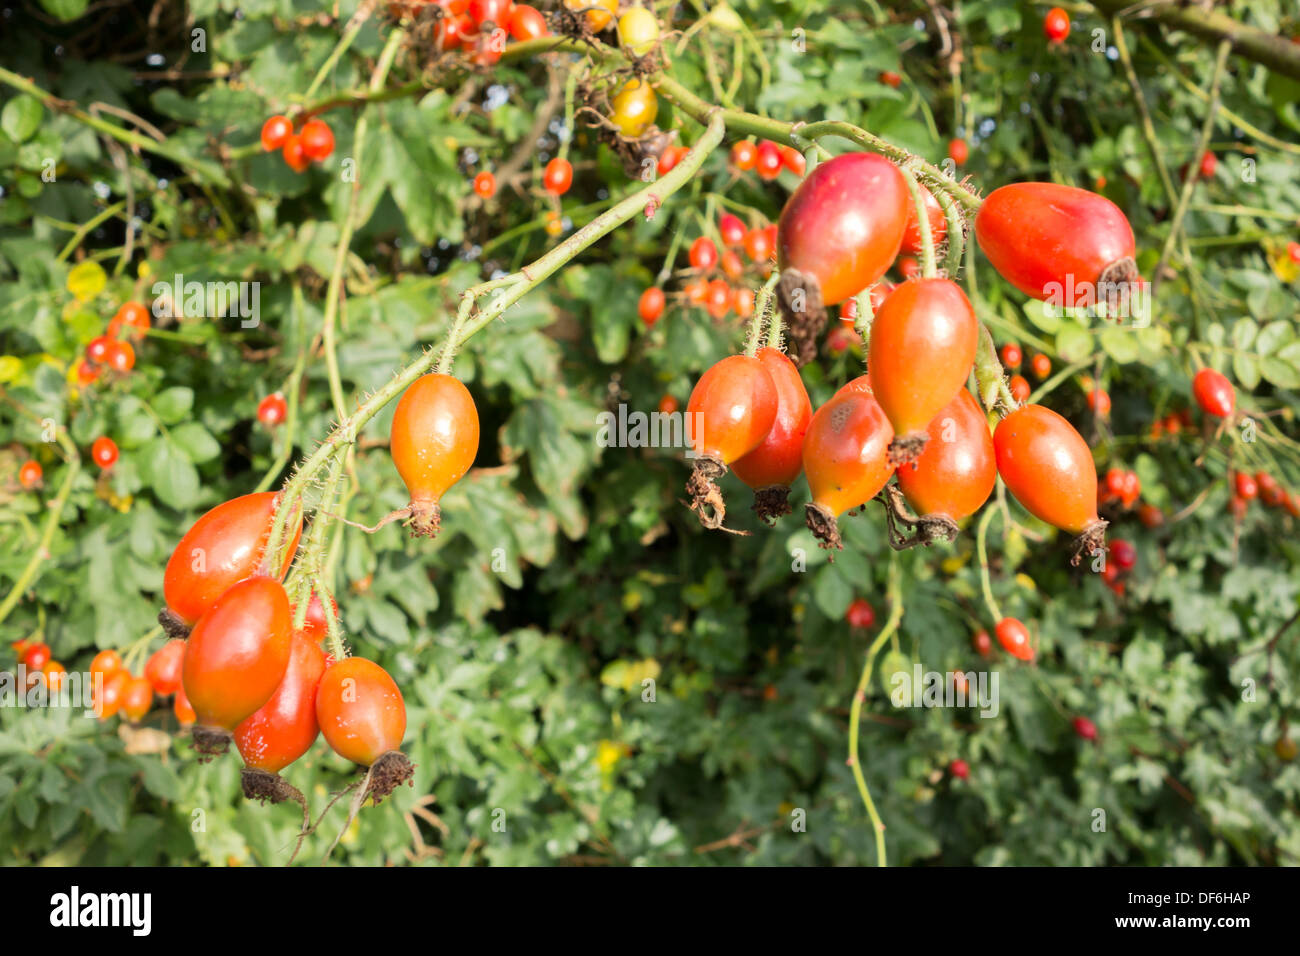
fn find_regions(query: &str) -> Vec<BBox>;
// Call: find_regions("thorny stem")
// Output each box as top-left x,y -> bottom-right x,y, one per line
976,503 -> 1003,623
748,271 -> 781,356
847,556 -> 903,867
899,165 -> 937,278
932,185 -> 965,278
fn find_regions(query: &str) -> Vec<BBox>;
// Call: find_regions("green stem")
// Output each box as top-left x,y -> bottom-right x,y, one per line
899,166 -> 937,278
847,556 -> 903,868
976,503 -> 1003,623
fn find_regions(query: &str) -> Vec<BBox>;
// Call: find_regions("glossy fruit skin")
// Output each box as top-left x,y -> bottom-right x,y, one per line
90,649 -> 123,681
1192,367 -> 1235,418
235,631 -> 328,773
164,492 -> 302,627
743,226 -> 773,263
732,286 -> 755,318
508,4 -> 546,40
468,0 -> 511,25
1234,472 -> 1258,501
95,670 -> 130,719
76,360 -> 101,386
18,460 -> 42,489
105,339 -> 134,373
1073,716 -> 1097,740
609,79 -> 657,137
390,374 -> 480,508
995,617 -> 1034,661
755,141 -> 783,180
1198,151 -> 1217,179
868,278 -> 978,440
994,404 -> 1099,535
781,146 -> 806,177
543,157 -> 573,195
1110,539 -> 1136,571
473,170 -> 496,198
705,279 -> 731,319
22,642 -> 51,671
657,144 -> 687,175
899,183 -> 947,256
948,138 -> 968,166
108,301 -> 151,339
299,119 -> 334,161
316,657 -> 407,766
730,348 -> 813,491
1044,7 -> 1070,42
1088,388 -> 1111,417
721,249 -> 744,280
299,588 -> 339,643
43,660 -> 67,692
689,236 -> 718,271
565,0 -> 615,31
258,392 -> 287,426
121,677 -> 154,722
1008,375 -> 1031,402
949,758 -> 970,780
896,389 -> 995,521
173,684 -> 196,726
802,376 -> 896,517
282,134 -> 310,173
1031,353 -> 1051,379
182,576 -> 293,732
145,639 -> 185,695
685,355 -> 779,465
719,214 -> 745,246
86,336 -> 111,364
92,437 -> 118,469
972,630 -> 992,657
639,286 -> 665,326
975,183 -> 1136,306
846,598 -> 875,629
731,141 -> 757,170
1001,343 -> 1023,369
261,115 -> 293,152
617,7 -> 658,55
776,153 -> 909,306
437,13 -> 473,49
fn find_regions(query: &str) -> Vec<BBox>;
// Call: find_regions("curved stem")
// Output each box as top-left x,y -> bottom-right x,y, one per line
976,502 -> 1003,623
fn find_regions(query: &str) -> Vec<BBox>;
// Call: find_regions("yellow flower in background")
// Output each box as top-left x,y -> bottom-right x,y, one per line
1015,573 -> 1037,593
66,260 -> 106,302
1268,244 -> 1299,284
600,657 -> 661,693
0,356 -> 22,384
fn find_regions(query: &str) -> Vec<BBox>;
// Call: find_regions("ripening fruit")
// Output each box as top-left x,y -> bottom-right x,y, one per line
1198,151 -> 1217,179
261,115 -> 293,152
164,492 -> 302,627
731,140 -> 757,171
879,70 -> 901,88
18,460 -> 42,489
473,170 -> 496,198
1234,471 -> 1258,501
282,134 -> 310,173
182,576 -> 293,733
1009,375 -> 1030,403
1276,737 -> 1298,762
174,684 -> 197,726
1192,367 -> 1235,418
1044,7 -> 1070,43
730,347 -> 813,503
899,183 -> 947,256
1289,241 -> 1300,265
704,279 -> 731,319
543,157 -> 573,195
1110,539 -> 1136,571
95,670 -> 130,720
235,631 -> 328,774
776,153 -> 909,306
468,0 -> 511,26
43,661 -> 67,692
436,13 -> 474,50
781,146 -> 806,177
76,360 -> 101,386
144,639 -> 186,696
721,249 -> 744,280
1138,503 -> 1164,528
90,649 -> 123,682
86,336 -> 111,364
1000,343 -> 1023,369
802,376 -> 895,547
895,389 -> 996,523
743,226 -> 773,263
299,588 -> 339,643
22,642 -> 51,671
617,6 -> 658,55
689,236 -> 718,271
995,617 -> 1034,661
639,286 -> 666,327
658,394 -> 678,416
685,355 -> 779,465
316,657 -> 407,766
258,392 -> 288,427
948,138 -> 968,166
91,437 -> 118,469
732,286 -> 755,318
949,758 -> 970,780
972,629 -> 992,657
565,0 -> 615,32
104,339 -> 135,373
994,404 -> 1102,538
609,78 -> 657,137
299,119 -> 335,161
846,598 -> 876,629
108,301 -> 151,339
508,4 -> 547,40
975,183 -> 1137,306
390,373 -> 480,537
657,144 -> 687,175
719,214 -> 745,246
121,677 -> 154,722
1031,353 -> 1051,379
755,141 -> 783,180
1072,716 -> 1098,740
1087,388 -> 1111,417
868,278 -> 978,464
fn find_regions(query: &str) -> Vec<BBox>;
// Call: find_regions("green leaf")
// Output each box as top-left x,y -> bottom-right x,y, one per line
152,387 -> 194,425
1055,322 -> 1093,364
139,437 -> 201,509
2,96 -> 44,144
37,0 -> 90,21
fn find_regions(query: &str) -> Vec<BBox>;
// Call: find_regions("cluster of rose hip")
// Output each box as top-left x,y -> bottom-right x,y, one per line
259,115 -> 335,172
681,150 -> 1150,665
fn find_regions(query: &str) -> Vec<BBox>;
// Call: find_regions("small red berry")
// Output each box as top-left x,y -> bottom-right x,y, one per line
260,115 -> 292,152
639,286 -> 666,327
949,758 -> 970,780
846,598 -> 875,629
948,138 -> 969,166
299,119 -> 335,162
1234,472 -> 1258,501
91,437 -> 119,469
1110,539 -> 1136,572
1072,716 -> 1098,740
258,392 -> 288,427
473,170 -> 496,199
755,140 -> 783,180
543,157 -> 573,196
995,617 -> 1034,661
879,71 -> 901,88
718,214 -> 745,247
689,236 -> 719,271
19,460 -> 42,489
972,629 -> 992,658
1044,7 -> 1070,43
1000,343 -> 1023,369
